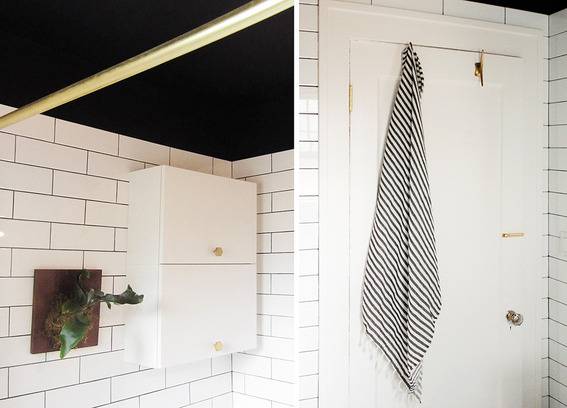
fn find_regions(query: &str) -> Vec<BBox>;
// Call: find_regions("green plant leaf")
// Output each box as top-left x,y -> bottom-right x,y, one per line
96,285 -> 144,305
59,312 -> 90,359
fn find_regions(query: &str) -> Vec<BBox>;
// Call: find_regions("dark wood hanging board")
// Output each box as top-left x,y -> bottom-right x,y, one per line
30,269 -> 102,354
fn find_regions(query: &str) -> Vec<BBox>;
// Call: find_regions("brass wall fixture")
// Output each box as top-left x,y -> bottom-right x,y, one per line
0,0 -> 293,129
474,50 -> 485,87
501,232 -> 525,238
213,247 -> 224,257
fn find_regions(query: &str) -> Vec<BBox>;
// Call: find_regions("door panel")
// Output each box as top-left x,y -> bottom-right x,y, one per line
348,41 -> 535,407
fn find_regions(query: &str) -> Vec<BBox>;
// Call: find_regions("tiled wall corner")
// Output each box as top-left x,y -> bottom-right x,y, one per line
232,150 -> 295,408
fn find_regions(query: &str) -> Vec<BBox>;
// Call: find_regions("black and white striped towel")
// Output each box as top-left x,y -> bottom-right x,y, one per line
361,43 -> 441,400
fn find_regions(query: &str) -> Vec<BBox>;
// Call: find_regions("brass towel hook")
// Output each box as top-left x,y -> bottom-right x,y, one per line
474,50 -> 485,87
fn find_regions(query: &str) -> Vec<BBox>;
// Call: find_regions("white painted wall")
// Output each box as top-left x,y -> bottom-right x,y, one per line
298,1 -> 549,407
0,102 -> 294,408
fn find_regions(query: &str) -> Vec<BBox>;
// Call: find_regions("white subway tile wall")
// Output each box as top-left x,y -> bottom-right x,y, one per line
299,1 -> 550,407
0,104 -> 238,407
232,151 -> 294,408
549,8 -> 567,407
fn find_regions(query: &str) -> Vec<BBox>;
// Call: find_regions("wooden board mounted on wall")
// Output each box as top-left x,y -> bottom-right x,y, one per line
30,269 -> 102,354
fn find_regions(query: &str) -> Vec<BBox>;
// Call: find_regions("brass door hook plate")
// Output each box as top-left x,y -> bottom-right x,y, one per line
501,232 -> 525,238
474,50 -> 485,87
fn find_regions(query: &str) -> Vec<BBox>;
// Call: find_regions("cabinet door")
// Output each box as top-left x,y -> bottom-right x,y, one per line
158,264 -> 257,367
160,166 -> 257,264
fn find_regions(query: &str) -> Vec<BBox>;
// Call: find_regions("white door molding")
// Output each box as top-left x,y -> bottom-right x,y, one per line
318,2 -> 543,407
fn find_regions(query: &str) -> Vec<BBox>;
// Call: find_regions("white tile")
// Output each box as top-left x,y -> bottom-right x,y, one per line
0,133 -> 15,161
213,159 -> 231,177
299,302 -> 319,327
140,384 -> 189,408
0,309 -> 7,337
257,194 -> 272,214
272,232 -> 294,253
190,373 -> 231,403
299,223 -> 318,250
0,218 -> 50,248
111,368 -> 165,401
86,201 -> 127,227
0,161 -> 52,194
272,275 -> 294,296
99,398 -> 139,408
0,392 -> 45,408
258,272 -> 270,295
299,196 -> 318,223
244,375 -> 294,405
300,275 -> 319,302
84,251 -> 125,276
550,103 -> 567,126
232,372 -> 245,393
550,32 -> 567,59
299,31 -> 318,59
374,0 -> 441,13
51,223 -> 114,250
549,125 -> 567,147
9,358 -> 79,396
111,325 -> 125,350
0,336 -> 45,367
116,181 -> 129,204
16,137 -> 87,173
550,10 -> 567,37
53,171 -> 116,202
188,401 -> 213,408
299,4 -> 318,31
80,350 -> 138,382
0,277 -> 33,306
299,351 -> 319,376
299,170 -> 318,198
212,393 -> 232,408
11,249 -> 83,277
299,141 -> 318,169
443,0 -> 504,23
505,8 -> 548,32
298,115 -> 318,141
272,359 -> 294,382
272,150 -> 294,172
550,79 -> 567,103
273,192 -> 293,213
258,294 -> 293,316
258,212 -> 293,233
247,171 -> 293,194
272,316 -> 294,338
257,233 -> 272,254
299,87 -> 318,114
299,59 -> 318,86
234,155 -> 271,178
88,152 -> 144,181
99,301 -> 126,326
171,149 -> 213,174
9,306 -> 31,336
212,355 -> 231,375
14,192 -> 85,224
0,249 -> 9,277
115,228 -> 127,251
119,135 -> 169,165
0,368 -> 5,398
233,353 -> 271,377
299,326 -> 319,351
257,315 -> 271,336
0,104 -> 54,142
55,119 -> 118,155
0,190 -> 13,218
166,358 -> 211,387
258,253 -> 293,274
299,375 -> 318,399
233,393 -> 270,408
46,379 -> 110,408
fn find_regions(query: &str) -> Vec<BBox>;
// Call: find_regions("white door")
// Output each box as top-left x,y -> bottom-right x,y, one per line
347,41 -> 539,407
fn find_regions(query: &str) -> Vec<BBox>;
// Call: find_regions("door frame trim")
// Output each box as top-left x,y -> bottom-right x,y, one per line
318,2 -> 543,407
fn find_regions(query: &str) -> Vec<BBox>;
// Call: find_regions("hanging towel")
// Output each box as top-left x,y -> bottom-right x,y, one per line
361,43 -> 441,401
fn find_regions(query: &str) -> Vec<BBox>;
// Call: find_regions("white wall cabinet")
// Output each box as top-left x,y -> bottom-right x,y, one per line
124,165 -> 257,368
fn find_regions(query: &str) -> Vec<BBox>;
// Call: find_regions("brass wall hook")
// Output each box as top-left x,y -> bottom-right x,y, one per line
474,50 -> 485,87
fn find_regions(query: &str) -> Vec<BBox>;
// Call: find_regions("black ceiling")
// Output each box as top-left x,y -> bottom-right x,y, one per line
471,1 -> 563,15
0,1 -> 293,161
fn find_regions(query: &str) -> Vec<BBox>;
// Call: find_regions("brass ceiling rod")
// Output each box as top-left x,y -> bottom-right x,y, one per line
0,0 -> 293,129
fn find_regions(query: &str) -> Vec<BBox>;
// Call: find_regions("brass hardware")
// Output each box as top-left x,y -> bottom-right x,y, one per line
348,84 -> 353,113
0,0 -> 293,129
213,247 -> 224,257
474,50 -> 484,87
506,310 -> 523,326
501,232 -> 525,238
214,341 -> 224,351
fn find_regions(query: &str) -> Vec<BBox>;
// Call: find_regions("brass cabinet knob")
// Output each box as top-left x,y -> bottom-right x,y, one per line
213,341 -> 223,351
213,247 -> 223,257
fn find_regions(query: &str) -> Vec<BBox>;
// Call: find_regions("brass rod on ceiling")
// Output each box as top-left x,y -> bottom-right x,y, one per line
0,0 -> 293,129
